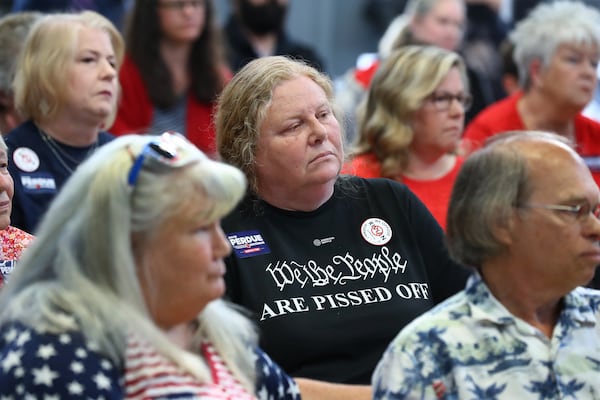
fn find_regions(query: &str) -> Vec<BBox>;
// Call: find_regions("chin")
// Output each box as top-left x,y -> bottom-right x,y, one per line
0,216 -> 10,231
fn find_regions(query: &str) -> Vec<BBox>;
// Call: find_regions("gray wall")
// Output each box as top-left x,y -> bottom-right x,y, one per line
214,0 -> 387,78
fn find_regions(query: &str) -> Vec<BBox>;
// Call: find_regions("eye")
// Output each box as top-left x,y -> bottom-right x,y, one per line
564,54 -> 582,64
592,204 -> 600,219
574,203 -> 588,219
317,109 -> 331,119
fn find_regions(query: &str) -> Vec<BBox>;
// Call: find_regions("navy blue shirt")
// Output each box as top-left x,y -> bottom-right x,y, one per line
6,120 -> 114,234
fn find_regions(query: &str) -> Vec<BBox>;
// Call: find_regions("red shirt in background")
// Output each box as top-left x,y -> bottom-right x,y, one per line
463,92 -> 600,186
342,153 -> 463,230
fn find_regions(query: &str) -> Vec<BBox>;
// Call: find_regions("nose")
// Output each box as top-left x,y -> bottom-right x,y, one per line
214,224 -> 232,258
448,97 -> 465,116
101,59 -> 117,81
308,118 -> 328,145
584,211 -> 600,239
0,172 -> 12,194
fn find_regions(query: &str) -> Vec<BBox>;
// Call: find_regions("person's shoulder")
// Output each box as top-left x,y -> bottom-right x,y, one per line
341,152 -> 382,178
468,92 -> 521,126
254,346 -> 301,399
4,120 -> 39,148
386,290 -> 469,347
0,225 -> 34,258
98,131 -> 116,144
336,175 -> 413,202
575,112 -> 600,132
567,286 -> 600,310
462,93 -> 523,151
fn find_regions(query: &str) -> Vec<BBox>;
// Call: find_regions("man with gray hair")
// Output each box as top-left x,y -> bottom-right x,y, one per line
0,11 -> 41,135
462,1 -> 600,187
372,130 -> 600,399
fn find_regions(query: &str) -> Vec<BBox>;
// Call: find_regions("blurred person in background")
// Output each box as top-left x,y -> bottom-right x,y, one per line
462,1 -> 600,188
0,135 -> 33,288
6,11 -> 122,234
223,0 -> 324,72
10,0 -> 132,31
0,11 -> 42,135
336,0 -> 496,141
343,46 -> 470,230
110,0 -> 229,157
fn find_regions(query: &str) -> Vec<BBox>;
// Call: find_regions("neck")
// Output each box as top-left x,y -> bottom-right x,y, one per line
36,117 -> 100,147
247,31 -> 278,57
403,151 -> 456,180
258,181 -> 335,212
518,91 -> 577,139
480,260 -> 563,338
160,40 -> 192,95
165,322 -> 196,351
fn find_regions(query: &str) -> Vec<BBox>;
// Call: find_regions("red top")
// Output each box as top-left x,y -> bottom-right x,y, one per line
463,92 -> 600,186
342,153 -> 463,230
111,55 -> 231,157
354,60 -> 380,89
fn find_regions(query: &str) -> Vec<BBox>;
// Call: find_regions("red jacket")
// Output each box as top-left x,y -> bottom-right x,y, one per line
110,55 -> 230,157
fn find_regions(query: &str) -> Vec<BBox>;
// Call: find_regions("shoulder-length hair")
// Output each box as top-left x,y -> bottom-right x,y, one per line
0,134 -> 258,390
125,0 -> 226,108
13,11 -> 124,126
216,55 -> 339,194
352,45 -> 467,178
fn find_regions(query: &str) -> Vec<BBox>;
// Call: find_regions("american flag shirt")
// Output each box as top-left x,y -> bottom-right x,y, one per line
0,321 -> 301,399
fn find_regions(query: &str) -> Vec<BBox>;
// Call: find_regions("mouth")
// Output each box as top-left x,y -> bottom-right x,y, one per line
311,151 -> 335,163
582,250 -> 600,264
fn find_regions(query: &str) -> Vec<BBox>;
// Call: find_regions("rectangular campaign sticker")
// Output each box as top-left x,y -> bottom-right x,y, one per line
227,230 -> 271,259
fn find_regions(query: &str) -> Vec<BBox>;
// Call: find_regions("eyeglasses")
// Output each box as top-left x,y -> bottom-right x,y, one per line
427,92 -> 473,112
158,0 -> 204,10
520,202 -> 600,222
127,132 -> 192,187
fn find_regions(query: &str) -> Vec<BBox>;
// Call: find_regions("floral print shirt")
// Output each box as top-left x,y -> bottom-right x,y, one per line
0,225 -> 34,287
373,273 -> 600,399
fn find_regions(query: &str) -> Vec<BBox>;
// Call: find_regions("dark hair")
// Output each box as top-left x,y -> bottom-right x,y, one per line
500,39 -> 517,81
125,0 -> 226,109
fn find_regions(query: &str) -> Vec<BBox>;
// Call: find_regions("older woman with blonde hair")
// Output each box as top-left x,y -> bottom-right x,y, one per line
344,45 -> 470,229
7,11 -> 123,233
0,132 -> 300,397
216,55 -> 469,398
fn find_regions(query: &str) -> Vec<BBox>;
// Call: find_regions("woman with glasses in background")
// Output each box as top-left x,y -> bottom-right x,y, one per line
343,45 -> 471,230
110,0 -> 229,157
0,132 -> 300,398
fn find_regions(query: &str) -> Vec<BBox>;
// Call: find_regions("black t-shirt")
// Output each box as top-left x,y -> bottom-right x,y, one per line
222,176 -> 469,384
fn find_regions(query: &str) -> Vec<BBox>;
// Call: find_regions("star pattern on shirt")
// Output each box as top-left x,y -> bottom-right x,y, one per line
37,344 -> 56,360
32,365 -> 58,386
0,321 -> 301,399
0,322 -> 122,397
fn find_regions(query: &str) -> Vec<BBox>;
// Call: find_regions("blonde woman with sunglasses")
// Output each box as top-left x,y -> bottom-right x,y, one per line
0,132 -> 300,398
